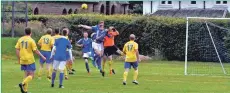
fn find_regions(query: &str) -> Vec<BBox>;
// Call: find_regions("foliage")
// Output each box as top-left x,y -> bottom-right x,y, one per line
12,13 -> 230,62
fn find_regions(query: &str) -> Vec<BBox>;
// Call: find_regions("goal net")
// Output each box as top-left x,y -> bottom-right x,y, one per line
185,17 -> 230,76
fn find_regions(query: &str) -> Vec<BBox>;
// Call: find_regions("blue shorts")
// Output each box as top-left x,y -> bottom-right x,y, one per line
40,50 -> 52,64
21,63 -> 36,71
124,62 -> 138,69
66,51 -> 70,60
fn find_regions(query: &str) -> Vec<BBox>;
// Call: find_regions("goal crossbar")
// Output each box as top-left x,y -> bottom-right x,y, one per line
185,17 -> 229,75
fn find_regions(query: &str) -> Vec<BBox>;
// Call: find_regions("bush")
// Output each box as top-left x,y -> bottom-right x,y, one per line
13,13 -> 230,62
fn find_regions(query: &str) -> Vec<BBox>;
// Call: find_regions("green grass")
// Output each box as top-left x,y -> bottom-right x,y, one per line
2,58 -> 230,93
2,37 -> 230,93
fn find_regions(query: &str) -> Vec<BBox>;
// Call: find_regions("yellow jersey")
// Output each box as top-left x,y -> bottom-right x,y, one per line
38,34 -> 54,51
53,34 -> 61,40
123,40 -> 138,62
15,36 -> 37,65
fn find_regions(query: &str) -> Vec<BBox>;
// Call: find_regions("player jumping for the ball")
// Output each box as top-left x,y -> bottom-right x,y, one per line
102,26 -> 124,75
78,21 -> 110,77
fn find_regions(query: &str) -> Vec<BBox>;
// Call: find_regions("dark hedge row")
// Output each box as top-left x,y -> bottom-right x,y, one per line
16,14 -> 230,62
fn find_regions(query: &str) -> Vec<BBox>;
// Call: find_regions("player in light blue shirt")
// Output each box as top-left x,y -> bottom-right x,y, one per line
76,32 -> 93,74
50,30 -> 72,88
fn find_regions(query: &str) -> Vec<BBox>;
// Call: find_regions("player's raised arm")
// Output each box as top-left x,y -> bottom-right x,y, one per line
78,25 -> 93,30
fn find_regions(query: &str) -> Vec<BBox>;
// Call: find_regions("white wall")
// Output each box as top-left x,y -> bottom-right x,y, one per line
143,0 -> 230,15
143,1 -> 151,14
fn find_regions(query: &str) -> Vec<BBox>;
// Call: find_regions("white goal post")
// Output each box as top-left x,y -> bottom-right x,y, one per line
185,17 -> 230,75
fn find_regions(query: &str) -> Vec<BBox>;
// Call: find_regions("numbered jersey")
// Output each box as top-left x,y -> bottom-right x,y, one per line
15,36 -> 37,65
38,34 -> 54,51
123,40 -> 138,62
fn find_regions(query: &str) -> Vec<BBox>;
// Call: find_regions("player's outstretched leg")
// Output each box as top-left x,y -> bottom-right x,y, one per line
19,69 -> 34,93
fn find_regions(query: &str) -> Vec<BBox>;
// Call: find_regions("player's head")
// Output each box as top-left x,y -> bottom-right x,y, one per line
62,27 -> 69,35
129,34 -> 135,40
62,29 -> 68,36
83,32 -> 88,38
109,26 -> 116,32
46,28 -> 52,35
99,21 -> 104,26
54,28 -> 60,35
99,25 -> 104,31
25,27 -> 32,36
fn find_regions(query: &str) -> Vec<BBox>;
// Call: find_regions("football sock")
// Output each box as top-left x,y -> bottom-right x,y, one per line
24,83 -> 28,92
46,69 -> 50,78
51,72 -> 56,84
133,70 -> 138,81
102,61 -> 106,72
97,56 -> 102,70
85,59 -> 90,73
22,75 -> 32,84
123,72 -> 128,82
108,60 -> 113,71
59,73 -> 64,85
38,68 -> 43,77
64,67 -> 68,76
49,66 -> 53,77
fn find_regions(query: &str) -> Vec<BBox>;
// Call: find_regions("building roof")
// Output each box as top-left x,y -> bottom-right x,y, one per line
151,9 -> 229,18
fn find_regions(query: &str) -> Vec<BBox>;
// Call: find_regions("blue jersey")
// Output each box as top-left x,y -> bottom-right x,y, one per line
53,37 -> 72,61
92,25 -> 99,32
77,38 -> 92,53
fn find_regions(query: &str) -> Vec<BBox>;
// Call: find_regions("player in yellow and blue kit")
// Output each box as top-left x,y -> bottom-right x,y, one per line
16,27 -> 46,93
122,34 -> 140,85
50,30 -> 73,88
76,32 -> 93,74
37,28 -> 54,80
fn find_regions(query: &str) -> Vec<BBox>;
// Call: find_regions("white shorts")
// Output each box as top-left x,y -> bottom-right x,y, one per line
92,42 -> 104,51
53,60 -> 66,71
83,52 -> 91,58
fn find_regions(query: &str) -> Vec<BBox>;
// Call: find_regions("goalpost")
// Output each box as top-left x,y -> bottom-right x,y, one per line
185,17 -> 230,75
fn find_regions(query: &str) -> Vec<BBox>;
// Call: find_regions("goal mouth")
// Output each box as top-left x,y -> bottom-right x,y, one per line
185,17 -> 230,76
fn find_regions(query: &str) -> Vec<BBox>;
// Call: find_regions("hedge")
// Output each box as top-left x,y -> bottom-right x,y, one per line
13,13 -> 230,62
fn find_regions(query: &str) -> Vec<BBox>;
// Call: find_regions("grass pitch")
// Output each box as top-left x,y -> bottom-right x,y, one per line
2,58 -> 230,93
1,37 -> 230,93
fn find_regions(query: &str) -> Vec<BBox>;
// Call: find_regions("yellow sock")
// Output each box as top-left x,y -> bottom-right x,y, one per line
102,61 -> 106,72
22,76 -> 32,84
49,66 -> 53,77
108,61 -> 113,71
46,70 -> 50,78
64,67 -> 68,76
38,68 -> 43,77
133,70 -> 138,81
23,83 -> 28,92
123,72 -> 128,82
69,63 -> 73,70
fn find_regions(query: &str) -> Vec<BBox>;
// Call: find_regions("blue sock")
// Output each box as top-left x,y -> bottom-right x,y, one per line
59,73 -> 64,85
97,56 -> 102,70
85,62 -> 90,73
51,71 -> 56,84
